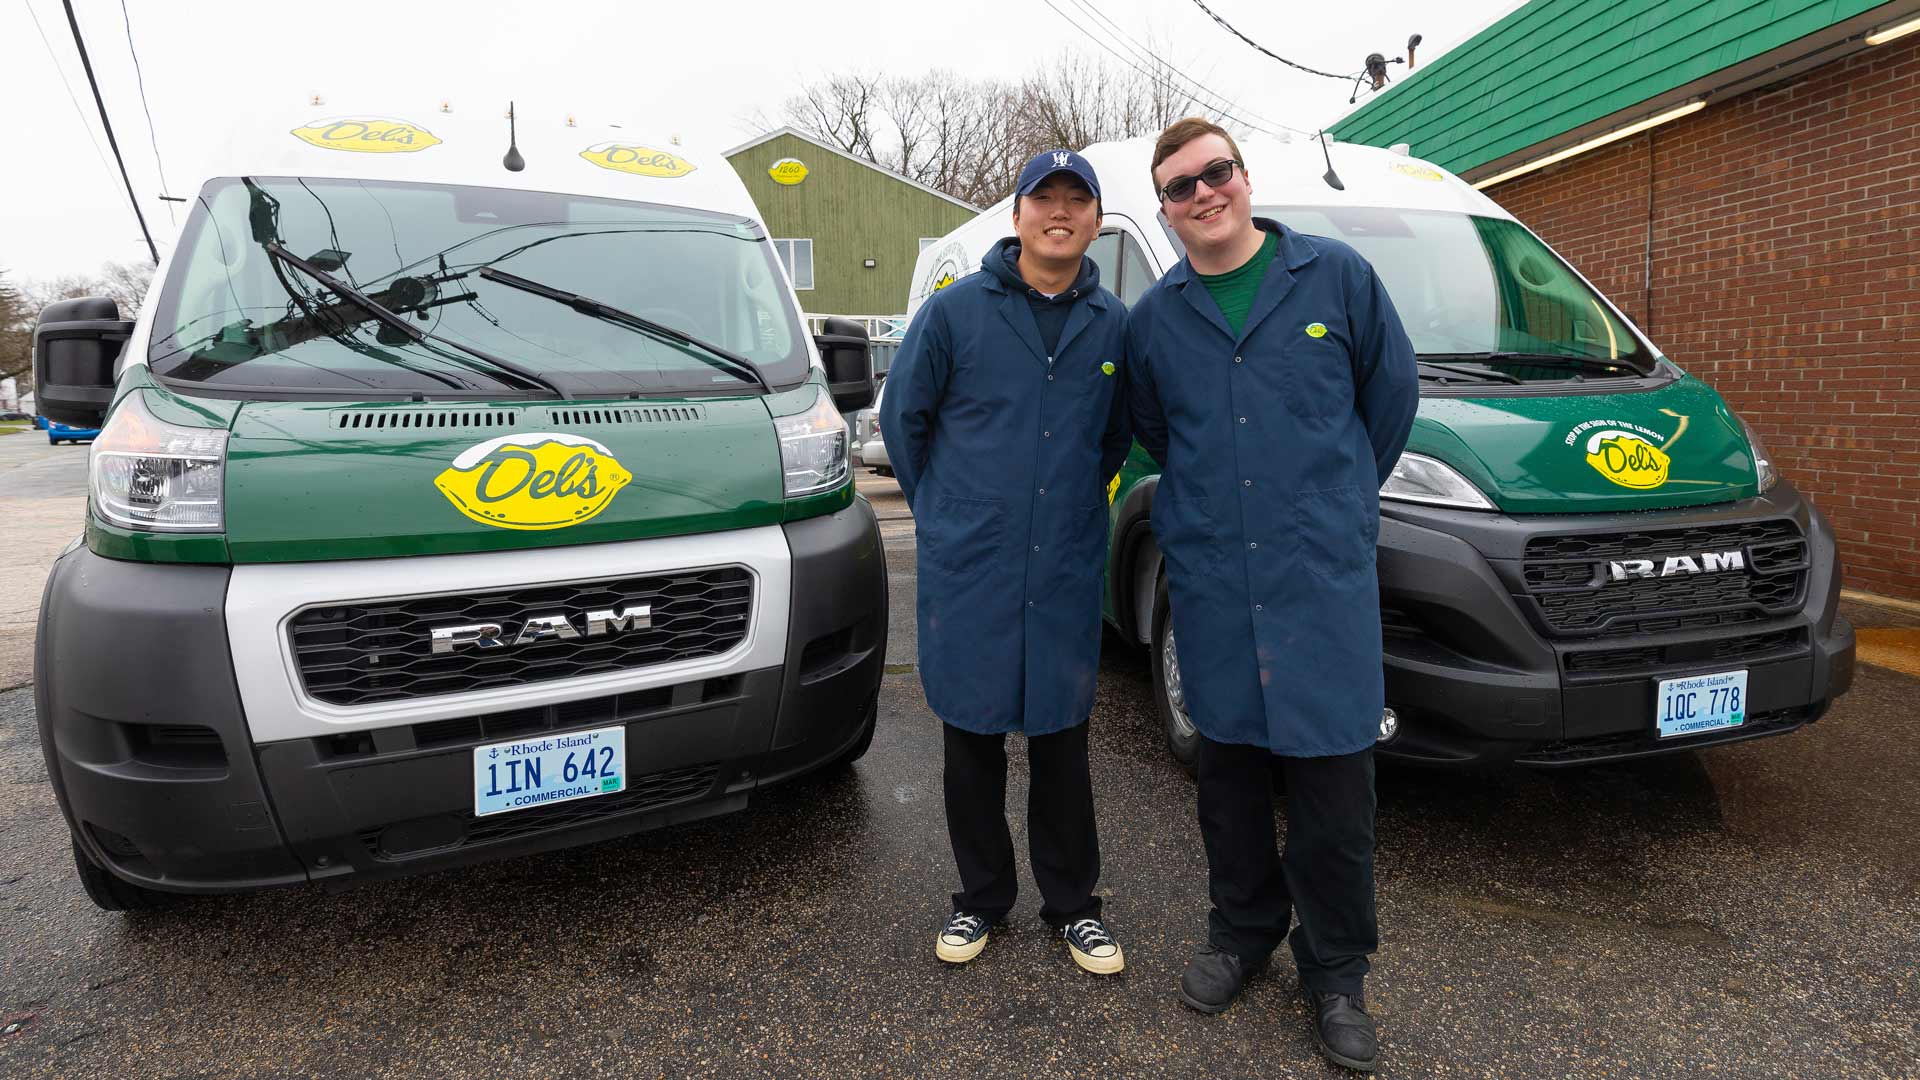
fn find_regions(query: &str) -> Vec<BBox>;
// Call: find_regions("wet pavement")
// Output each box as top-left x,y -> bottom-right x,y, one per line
1,471 -> 1915,1078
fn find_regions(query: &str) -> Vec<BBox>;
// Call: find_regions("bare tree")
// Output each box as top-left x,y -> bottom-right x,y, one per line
0,270 -> 31,385
758,44 -> 1235,208
26,260 -> 154,320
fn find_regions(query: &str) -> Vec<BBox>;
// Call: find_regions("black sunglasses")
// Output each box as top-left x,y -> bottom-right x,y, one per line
1158,158 -> 1242,203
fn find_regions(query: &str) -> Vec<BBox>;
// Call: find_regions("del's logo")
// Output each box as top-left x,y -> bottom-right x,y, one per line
291,117 -> 441,153
434,433 -> 633,531
580,142 -> 697,178
1566,419 -> 1672,490
768,158 -> 808,185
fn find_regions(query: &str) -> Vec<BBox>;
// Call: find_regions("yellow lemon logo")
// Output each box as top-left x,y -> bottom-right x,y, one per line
1584,431 -> 1671,489
580,142 -> 697,178
1107,473 -> 1122,504
1101,361 -> 1116,376
291,117 -> 441,154
769,158 -> 808,185
1391,162 -> 1444,182
434,433 -> 632,530
1306,322 -> 1328,338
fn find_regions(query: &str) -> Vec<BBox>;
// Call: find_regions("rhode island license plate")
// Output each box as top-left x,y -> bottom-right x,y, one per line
1654,669 -> 1749,739
473,725 -> 626,817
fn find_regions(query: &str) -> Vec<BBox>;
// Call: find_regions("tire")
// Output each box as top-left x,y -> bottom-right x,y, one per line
1148,573 -> 1200,777
71,840 -> 174,913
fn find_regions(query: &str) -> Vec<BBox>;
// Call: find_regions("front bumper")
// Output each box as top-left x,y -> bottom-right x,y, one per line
1374,482 -> 1855,767
35,502 -> 887,895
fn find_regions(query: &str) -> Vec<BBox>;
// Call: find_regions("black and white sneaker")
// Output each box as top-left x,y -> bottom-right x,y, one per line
1062,917 -> 1125,975
936,911 -> 991,964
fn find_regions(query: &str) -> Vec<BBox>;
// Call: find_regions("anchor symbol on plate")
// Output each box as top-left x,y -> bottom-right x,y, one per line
488,748 -> 499,760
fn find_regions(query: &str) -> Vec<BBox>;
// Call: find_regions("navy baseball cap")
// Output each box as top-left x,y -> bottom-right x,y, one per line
1015,149 -> 1101,201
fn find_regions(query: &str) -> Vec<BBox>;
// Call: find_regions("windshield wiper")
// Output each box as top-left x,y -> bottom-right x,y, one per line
476,266 -> 772,394
266,243 -> 567,399
1417,360 -> 1523,385
1423,351 -> 1649,378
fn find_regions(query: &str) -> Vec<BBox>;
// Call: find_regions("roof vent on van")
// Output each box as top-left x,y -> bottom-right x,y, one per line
334,410 -> 519,430
547,405 -> 707,426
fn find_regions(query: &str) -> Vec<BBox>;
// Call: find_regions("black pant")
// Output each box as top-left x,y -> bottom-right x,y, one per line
1197,736 -> 1377,994
943,721 -> 1102,928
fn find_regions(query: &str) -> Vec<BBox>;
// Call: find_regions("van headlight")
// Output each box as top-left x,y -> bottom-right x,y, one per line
775,387 -> 849,497
1740,419 -> 1778,493
1379,452 -> 1494,510
89,392 -> 227,531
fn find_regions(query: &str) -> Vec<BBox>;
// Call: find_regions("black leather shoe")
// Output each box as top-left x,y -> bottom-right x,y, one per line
1178,943 -> 1268,1014
1303,988 -> 1378,1073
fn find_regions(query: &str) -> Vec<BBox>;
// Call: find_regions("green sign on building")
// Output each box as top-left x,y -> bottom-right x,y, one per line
726,127 -> 978,317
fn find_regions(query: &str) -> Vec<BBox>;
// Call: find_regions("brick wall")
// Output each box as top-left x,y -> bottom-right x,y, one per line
1489,34 -> 1920,601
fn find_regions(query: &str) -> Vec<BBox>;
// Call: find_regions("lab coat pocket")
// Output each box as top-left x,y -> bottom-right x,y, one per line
1154,493 -> 1223,581
921,495 -> 1007,575
1285,337 -> 1355,420
1296,486 -> 1378,583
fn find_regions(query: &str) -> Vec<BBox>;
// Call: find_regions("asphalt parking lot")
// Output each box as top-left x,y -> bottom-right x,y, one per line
1,441 -> 1916,1078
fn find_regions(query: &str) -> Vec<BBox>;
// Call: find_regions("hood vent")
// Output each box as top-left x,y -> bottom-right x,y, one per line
547,405 -> 706,426
335,410 -> 518,430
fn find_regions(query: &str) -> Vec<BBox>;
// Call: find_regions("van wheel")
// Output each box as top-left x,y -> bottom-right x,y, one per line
71,840 -> 173,913
1149,574 -> 1200,777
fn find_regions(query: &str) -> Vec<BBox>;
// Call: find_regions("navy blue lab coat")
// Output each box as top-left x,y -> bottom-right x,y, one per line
1126,220 -> 1419,756
881,239 -> 1131,735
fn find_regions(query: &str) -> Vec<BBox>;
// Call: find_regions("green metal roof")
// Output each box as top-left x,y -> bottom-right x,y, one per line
1330,0 -> 1900,177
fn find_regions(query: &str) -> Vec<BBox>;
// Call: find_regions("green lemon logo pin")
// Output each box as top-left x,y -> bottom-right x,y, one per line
1306,322 -> 1329,338
1101,361 -> 1116,375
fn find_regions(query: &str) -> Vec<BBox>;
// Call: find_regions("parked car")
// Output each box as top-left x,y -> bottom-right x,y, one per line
32,100 -> 884,910
910,134 -> 1853,770
854,379 -> 890,476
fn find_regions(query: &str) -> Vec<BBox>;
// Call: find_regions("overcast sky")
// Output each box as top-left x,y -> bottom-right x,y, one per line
1,0 -> 1518,282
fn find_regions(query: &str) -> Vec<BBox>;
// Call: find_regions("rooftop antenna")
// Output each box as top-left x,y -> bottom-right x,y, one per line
502,102 -> 525,172
1318,130 -> 1345,191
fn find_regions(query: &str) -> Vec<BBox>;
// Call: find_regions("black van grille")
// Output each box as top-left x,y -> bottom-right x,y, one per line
290,568 -> 753,706
1520,519 -> 1807,637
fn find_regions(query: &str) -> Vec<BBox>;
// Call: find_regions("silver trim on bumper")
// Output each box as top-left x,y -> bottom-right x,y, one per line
227,527 -> 792,743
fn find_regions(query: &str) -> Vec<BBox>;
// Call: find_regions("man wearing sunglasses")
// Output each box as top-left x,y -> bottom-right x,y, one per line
881,149 -> 1132,977
1125,118 -> 1418,1073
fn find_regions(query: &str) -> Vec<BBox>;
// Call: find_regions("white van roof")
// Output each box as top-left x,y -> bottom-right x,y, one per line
168,96 -> 763,223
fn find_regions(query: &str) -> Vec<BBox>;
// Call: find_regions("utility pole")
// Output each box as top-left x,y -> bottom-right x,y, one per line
61,0 -> 160,266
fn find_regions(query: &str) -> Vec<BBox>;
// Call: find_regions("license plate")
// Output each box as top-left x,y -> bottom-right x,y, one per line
1654,669 -> 1749,739
473,725 -> 626,817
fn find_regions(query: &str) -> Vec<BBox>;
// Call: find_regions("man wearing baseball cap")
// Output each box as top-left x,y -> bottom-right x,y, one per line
880,148 -> 1131,974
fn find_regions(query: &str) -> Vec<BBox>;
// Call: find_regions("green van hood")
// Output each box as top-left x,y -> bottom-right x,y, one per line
1406,376 -> 1761,514
222,388 -> 809,562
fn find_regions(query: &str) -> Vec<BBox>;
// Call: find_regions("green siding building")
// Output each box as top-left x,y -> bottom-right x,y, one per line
1329,0 -> 1913,183
726,128 -> 978,318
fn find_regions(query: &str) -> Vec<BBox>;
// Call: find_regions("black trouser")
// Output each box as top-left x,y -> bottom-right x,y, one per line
943,721 -> 1102,928
1197,736 -> 1376,995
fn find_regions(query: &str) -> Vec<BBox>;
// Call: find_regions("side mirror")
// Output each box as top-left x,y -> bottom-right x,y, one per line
34,296 -> 131,428
814,316 -> 875,412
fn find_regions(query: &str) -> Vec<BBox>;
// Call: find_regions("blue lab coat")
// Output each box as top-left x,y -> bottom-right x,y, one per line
881,239 -> 1131,734
1126,219 -> 1418,755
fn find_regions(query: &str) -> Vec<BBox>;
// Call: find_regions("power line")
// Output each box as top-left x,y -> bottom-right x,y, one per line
1037,0 -> 1280,139
23,0 -> 115,182
60,0 -> 159,265
119,0 -> 173,226
1188,0 -> 1354,81
1067,0 -> 1315,138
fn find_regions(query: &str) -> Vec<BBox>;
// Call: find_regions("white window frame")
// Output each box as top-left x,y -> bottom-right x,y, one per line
918,237 -> 940,252
774,238 -> 814,291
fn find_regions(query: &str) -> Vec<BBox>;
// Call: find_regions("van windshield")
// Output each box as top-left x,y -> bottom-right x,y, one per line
147,177 -> 808,398
1262,206 -> 1653,377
